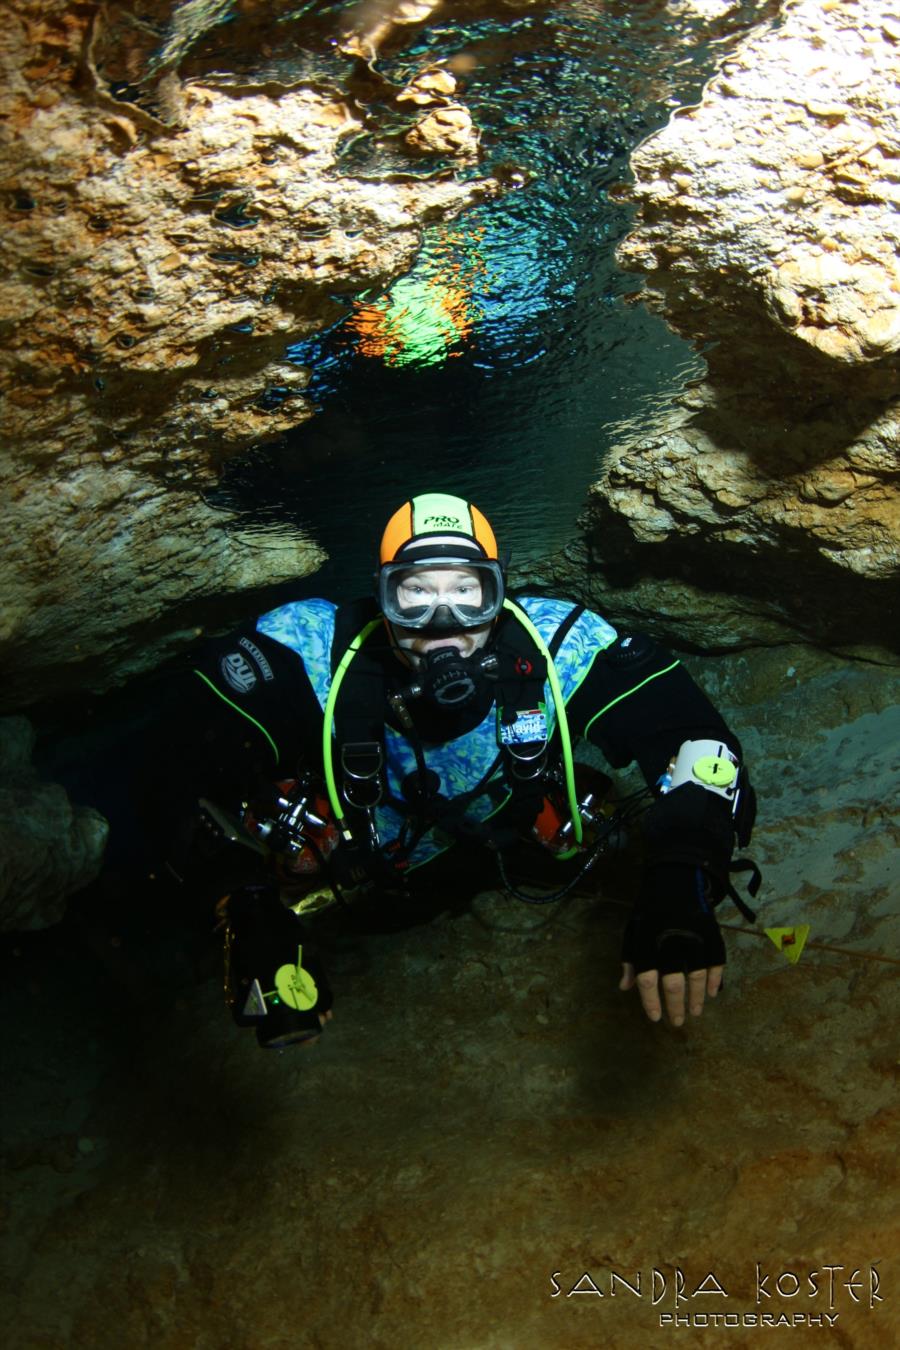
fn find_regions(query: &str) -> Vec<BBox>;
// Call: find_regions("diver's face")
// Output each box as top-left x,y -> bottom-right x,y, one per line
390,566 -> 493,662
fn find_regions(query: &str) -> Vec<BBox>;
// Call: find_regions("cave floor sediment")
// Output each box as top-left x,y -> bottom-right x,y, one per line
1,652 -> 897,1350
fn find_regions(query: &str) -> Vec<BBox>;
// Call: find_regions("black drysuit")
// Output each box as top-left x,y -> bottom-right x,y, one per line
187,596 -> 757,980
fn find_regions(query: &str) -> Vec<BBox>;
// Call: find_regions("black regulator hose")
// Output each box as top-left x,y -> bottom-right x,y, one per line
497,789 -> 654,906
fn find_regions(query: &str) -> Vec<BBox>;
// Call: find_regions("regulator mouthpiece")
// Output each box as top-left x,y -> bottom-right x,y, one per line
425,648 -> 480,707
414,648 -> 496,709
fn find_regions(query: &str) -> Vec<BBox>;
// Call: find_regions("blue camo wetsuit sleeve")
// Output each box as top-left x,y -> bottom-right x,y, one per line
256,599 -> 337,710
517,597 -> 617,706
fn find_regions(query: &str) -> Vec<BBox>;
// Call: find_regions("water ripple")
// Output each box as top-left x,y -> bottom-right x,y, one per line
215,0 -> 775,593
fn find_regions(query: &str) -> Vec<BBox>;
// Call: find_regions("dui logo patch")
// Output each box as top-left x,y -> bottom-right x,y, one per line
221,651 -> 257,693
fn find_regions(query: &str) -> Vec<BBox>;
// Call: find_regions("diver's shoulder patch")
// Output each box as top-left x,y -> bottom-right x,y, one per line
220,649 -> 258,693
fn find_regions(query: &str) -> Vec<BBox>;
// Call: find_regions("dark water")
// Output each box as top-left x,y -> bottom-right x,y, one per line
209,0 -> 776,595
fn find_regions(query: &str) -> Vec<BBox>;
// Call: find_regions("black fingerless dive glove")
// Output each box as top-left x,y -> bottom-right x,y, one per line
621,862 -> 727,976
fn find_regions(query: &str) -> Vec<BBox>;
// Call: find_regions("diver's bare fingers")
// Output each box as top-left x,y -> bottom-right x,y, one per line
687,967 -> 708,1017
707,966 -> 725,998
619,962 -> 636,992
661,971 -> 687,1027
636,969 -> 663,1022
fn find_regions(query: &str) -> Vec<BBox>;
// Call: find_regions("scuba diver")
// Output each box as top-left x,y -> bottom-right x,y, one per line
190,492 -> 758,1049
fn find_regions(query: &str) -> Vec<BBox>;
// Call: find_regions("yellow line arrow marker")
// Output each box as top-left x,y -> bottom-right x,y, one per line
764,925 -> 811,965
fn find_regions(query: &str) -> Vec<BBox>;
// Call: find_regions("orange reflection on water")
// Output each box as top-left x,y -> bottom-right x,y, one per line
347,225 -> 486,367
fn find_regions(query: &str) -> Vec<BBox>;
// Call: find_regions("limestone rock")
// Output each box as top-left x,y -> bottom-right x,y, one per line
406,103 -> 480,157
397,67 -> 459,107
0,0 -> 499,709
338,0 -> 444,60
0,716 -> 108,931
593,0 -> 900,646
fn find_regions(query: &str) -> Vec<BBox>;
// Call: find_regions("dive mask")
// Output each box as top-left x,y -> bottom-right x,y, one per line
379,560 -> 505,632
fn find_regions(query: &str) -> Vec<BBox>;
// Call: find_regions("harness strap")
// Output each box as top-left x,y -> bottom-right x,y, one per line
723,857 -> 762,923
325,599 -> 590,862
502,599 -> 584,854
548,601 -> 586,658
490,601 -> 585,792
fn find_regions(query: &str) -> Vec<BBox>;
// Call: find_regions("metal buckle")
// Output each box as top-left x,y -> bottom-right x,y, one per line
341,741 -> 384,808
504,741 -> 548,781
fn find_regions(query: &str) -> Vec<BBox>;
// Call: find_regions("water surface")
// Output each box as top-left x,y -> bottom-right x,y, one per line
211,0 -> 775,595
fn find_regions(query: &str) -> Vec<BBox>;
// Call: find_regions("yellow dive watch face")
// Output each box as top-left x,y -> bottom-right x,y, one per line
693,755 -> 738,788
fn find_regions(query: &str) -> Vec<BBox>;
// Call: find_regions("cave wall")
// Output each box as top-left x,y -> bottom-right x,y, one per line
576,0 -> 900,651
0,0 -> 500,710
0,715 -> 108,931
